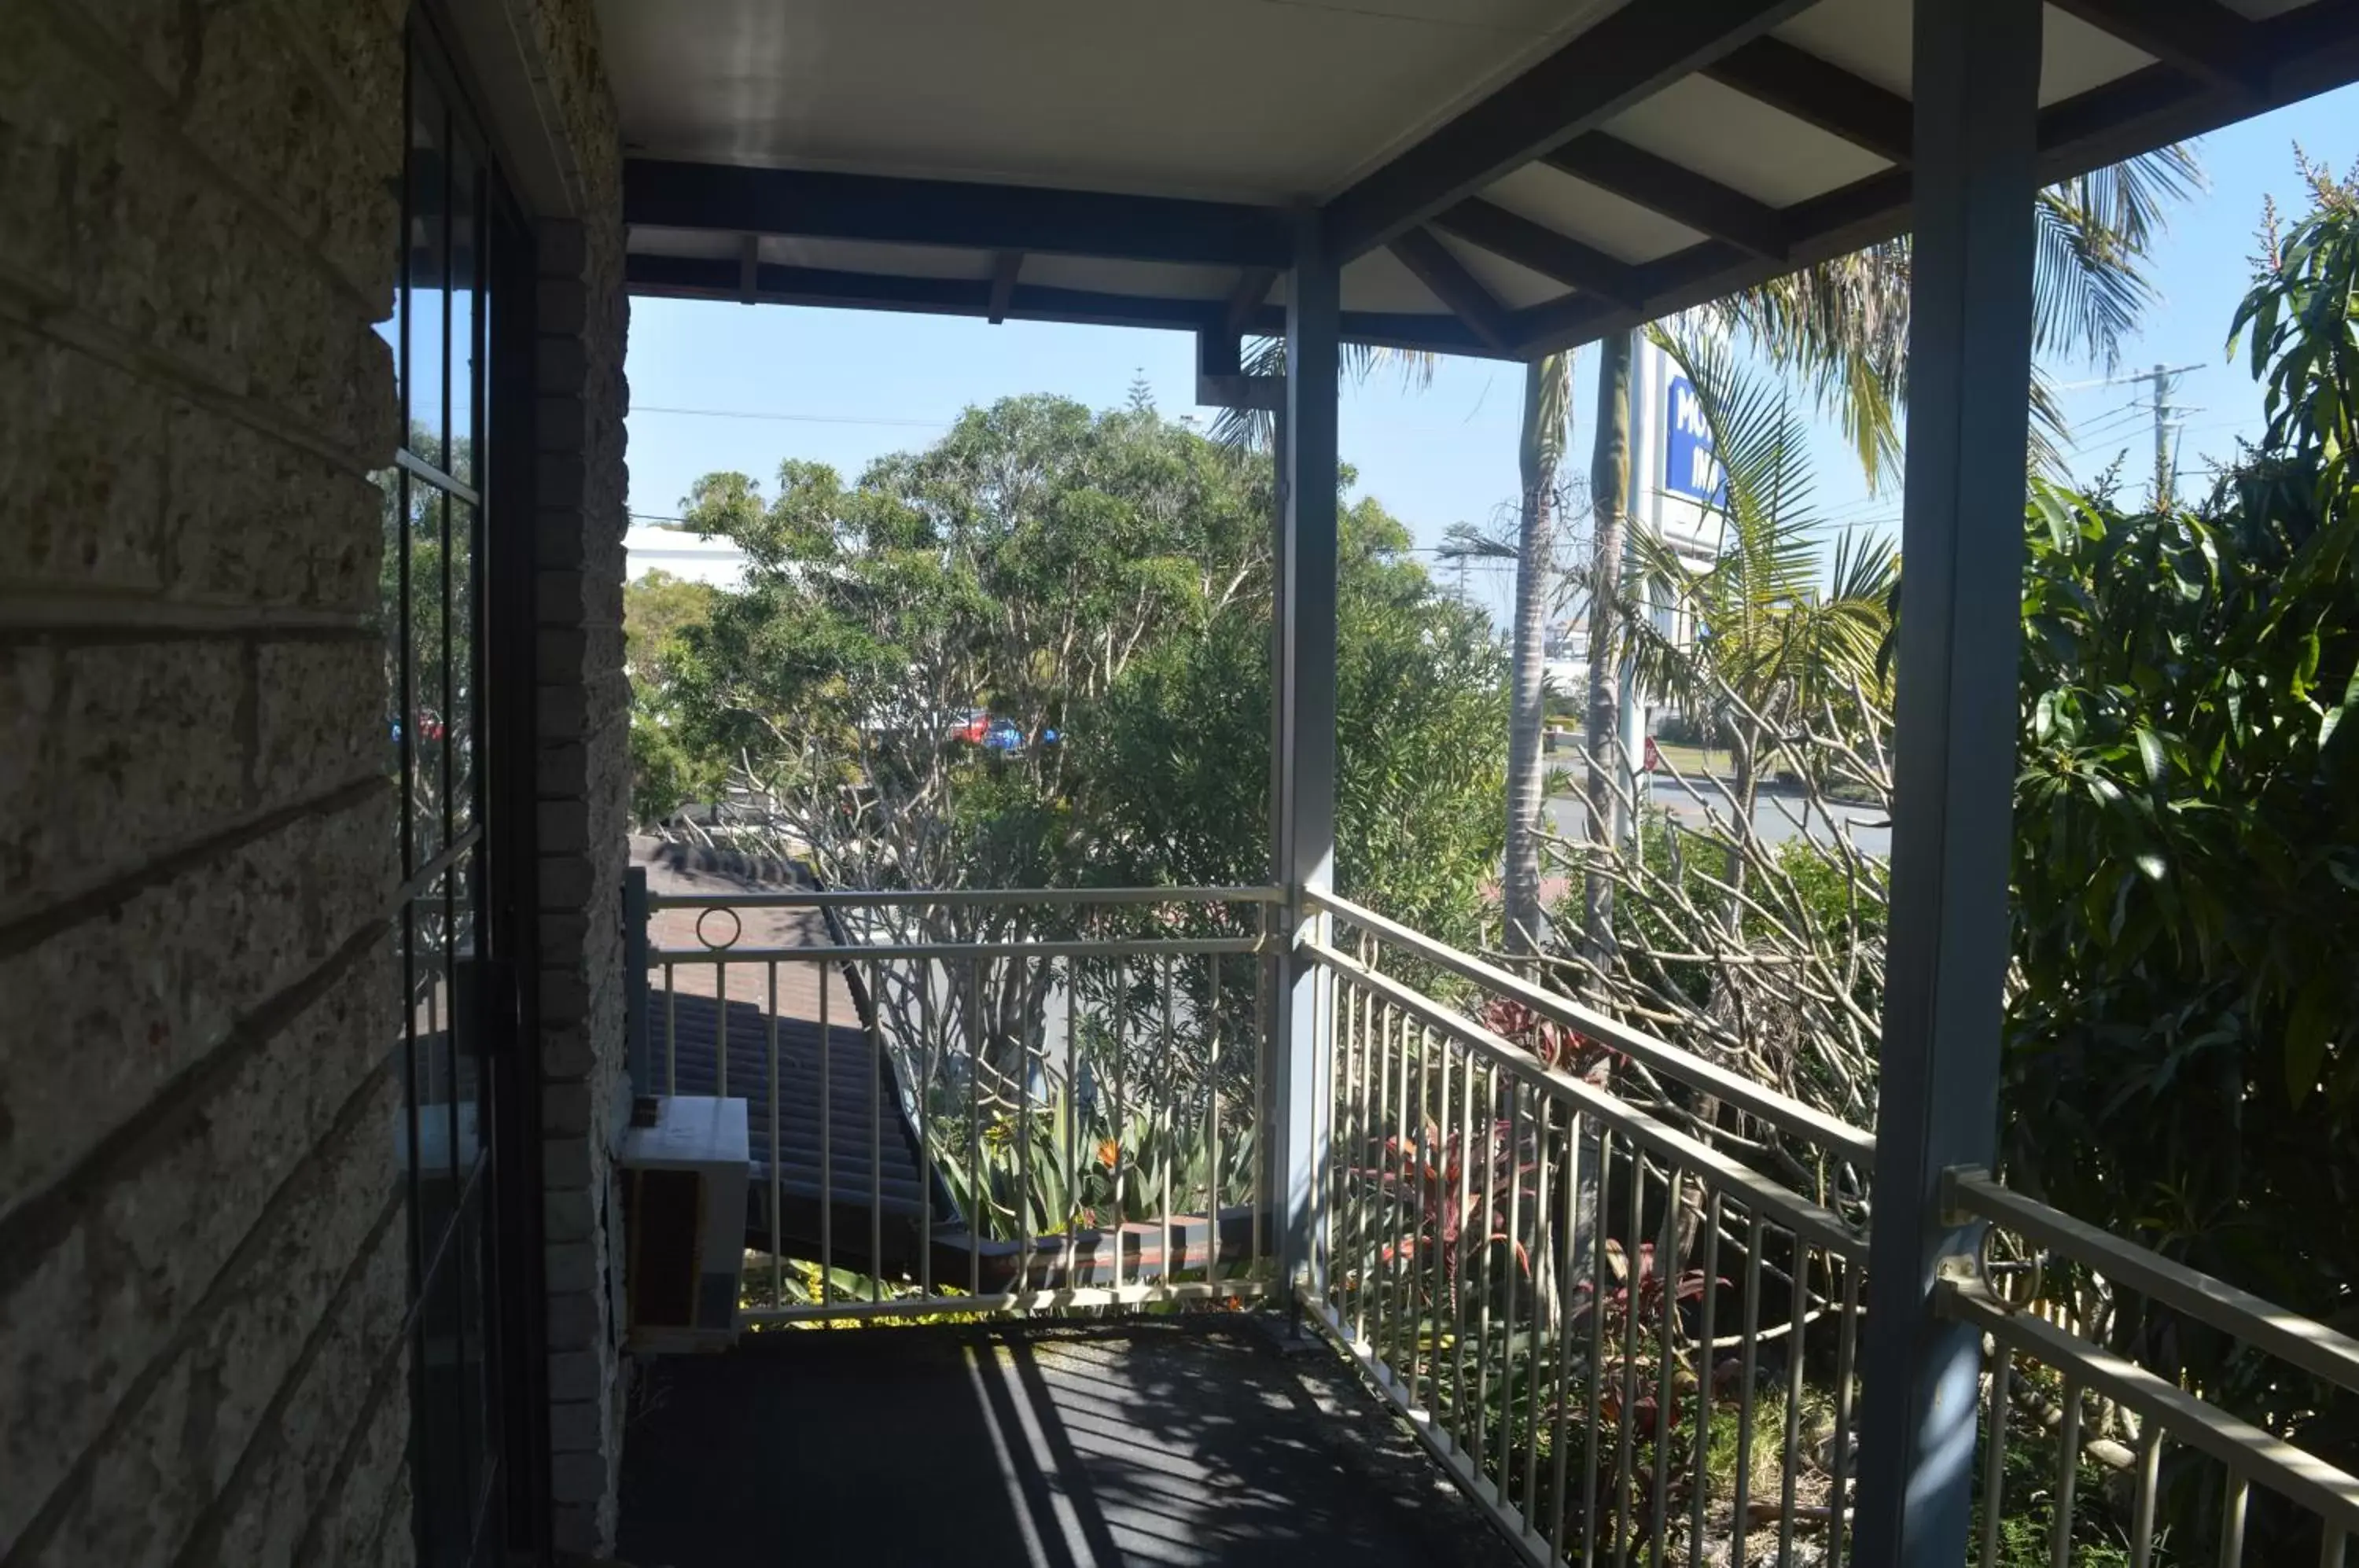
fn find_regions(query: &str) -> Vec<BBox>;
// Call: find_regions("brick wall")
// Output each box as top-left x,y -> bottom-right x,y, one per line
0,1 -> 418,1564
512,0 -> 633,1555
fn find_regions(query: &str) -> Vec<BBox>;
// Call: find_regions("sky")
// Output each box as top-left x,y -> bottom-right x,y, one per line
621,83 -> 2359,629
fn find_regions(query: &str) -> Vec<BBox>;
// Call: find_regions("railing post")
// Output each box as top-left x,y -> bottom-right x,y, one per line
624,863 -> 651,1097
1271,203 -> 1341,1300
1853,1 -> 2042,1562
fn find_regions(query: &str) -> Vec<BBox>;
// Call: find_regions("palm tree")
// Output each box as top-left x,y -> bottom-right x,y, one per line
1226,149 -> 2197,958
1581,334 -> 1633,952
1570,146 -> 2199,890
1695,149 -> 2205,490
1625,328 -> 1897,856
1503,353 -> 1573,956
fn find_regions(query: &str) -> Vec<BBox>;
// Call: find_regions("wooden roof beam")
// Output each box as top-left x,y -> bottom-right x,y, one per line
2045,0 -> 2268,94
1387,227 -> 1513,353
1430,198 -> 1641,309
1702,36 -> 1915,166
1322,0 -> 1816,259
624,160 -> 1292,268
1509,0 -> 2359,359
987,250 -> 1023,323
625,252 -> 1509,359
1544,134 -> 1790,259
1224,267 -> 1279,340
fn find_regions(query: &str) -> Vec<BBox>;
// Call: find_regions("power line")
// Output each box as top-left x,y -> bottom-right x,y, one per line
2049,362 -> 2205,394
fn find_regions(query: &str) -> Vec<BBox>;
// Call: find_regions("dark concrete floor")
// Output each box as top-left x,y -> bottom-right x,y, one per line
616,1315 -> 1525,1568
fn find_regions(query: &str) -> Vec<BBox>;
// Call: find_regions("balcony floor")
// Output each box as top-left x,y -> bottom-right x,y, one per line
616,1314 -> 1525,1567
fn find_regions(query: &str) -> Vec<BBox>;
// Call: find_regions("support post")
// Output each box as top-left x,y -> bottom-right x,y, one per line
1271,208 -> 1341,1297
1852,2 -> 2042,1562
624,864 -> 651,1096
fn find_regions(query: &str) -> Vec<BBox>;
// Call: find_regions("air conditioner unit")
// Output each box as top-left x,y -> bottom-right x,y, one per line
619,1095 -> 749,1353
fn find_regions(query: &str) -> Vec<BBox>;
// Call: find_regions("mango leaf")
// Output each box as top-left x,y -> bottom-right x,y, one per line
2284,970 -> 2339,1106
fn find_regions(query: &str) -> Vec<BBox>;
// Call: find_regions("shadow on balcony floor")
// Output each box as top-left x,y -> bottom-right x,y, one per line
616,1314 -> 1524,1567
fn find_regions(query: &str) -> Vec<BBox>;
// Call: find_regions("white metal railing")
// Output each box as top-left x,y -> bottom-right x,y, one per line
1943,1168 -> 2359,1568
639,882 -> 1283,1323
631,868 -> 2359,1562
1301,889 -> 1875,1567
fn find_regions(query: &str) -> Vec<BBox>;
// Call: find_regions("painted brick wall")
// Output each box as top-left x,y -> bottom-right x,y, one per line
511,0 -> 633,1553
0,1 -> 419,1564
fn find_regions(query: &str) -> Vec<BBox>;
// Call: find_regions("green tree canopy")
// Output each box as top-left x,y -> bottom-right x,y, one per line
654,394 -> 1507,944
2008,158 -> 2359,1331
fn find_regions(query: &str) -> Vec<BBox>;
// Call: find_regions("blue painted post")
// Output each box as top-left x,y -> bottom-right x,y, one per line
1852,0 -> 2043,1562
1272,207 -> 1341,1298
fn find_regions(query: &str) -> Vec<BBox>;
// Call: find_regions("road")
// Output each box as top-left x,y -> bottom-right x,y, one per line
1547,776 -> 1893,858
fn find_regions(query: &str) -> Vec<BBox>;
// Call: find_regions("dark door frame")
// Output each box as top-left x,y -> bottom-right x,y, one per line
482,170 -> 550,1566
403,5 -> 551,1560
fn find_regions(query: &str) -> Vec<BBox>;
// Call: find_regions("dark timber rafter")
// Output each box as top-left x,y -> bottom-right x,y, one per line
1703,36 -> 1916,165
1544,134 -> 1790,259
627,252 -> 1498,357
1511,0 -> 2359,358
624,0 -> 2359,365
624,160 -> 1292,268
1386,227 -> 1511,352
1430,198 -> 1640,307
987,251 -> 1023,323
2045,0 -> 2268,94
1322,0 -> 1816,259
1224,267 -> 1279,340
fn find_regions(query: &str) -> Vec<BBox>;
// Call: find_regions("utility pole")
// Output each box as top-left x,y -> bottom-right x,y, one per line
2055,362 -> 2201,508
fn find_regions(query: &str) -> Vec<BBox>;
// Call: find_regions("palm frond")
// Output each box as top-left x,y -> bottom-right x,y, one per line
1649,326 -> 1824,599
1210,337 -> 1443,451
1704,146 -> 2198,495
2028,363 -> 2074,482
1705,245 -> 1912,491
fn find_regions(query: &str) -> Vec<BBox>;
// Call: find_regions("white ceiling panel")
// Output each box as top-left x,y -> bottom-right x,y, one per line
1434,230 -> 1575,311
1480,164 -> 1708,265
611,0 -> 2359,355
2039,8 -> 2159,105
1607,76 -> 1893,209
754,237 -> 995,279
1339,247 -> 1446,315
596,0 -> 1614,203
1775,0 -> 1912,96
1779,2 -> 2188,113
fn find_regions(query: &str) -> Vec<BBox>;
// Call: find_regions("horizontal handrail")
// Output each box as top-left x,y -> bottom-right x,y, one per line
650,935 -> 1270,964
647,884 -> 1284,910
1947,1166 -> 2359,1397
1307,888 -> 1877,1165
1942,1275 -> 2359,1535
741,1278 -> 1269,1326
1306,935 -> 1863,1256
